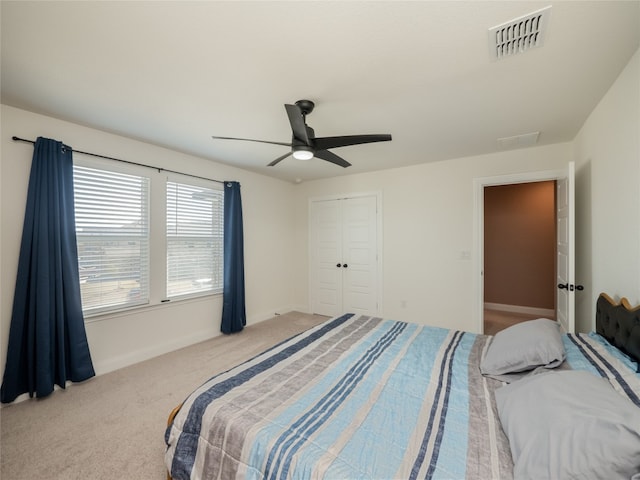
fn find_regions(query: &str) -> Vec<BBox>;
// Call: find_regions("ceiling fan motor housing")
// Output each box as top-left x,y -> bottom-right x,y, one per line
295,99 -> 315,115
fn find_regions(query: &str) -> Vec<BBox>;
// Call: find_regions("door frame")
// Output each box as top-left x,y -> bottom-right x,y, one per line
308,191 -> 383,316
473,168 -> 567,333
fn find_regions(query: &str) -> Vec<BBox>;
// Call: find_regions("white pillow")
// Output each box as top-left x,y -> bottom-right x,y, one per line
495,370 -> 640,480
480,318 -> 565,378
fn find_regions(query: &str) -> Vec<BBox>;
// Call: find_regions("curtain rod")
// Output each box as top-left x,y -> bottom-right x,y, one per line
11,136 -> 225,185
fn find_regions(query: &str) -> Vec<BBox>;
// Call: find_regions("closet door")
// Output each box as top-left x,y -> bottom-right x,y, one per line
342,196 -> 378,315
310,195 -> 379,317
311,199 -> 343,317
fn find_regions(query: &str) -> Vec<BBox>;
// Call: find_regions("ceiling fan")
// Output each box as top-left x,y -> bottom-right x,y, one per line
211,100 -> 392,168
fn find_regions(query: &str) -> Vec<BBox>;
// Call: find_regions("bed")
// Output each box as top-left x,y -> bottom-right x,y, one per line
165,293 -> 640,479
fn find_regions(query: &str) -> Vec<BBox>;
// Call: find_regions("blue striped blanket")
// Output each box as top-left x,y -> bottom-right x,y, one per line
165,314 -> 639,479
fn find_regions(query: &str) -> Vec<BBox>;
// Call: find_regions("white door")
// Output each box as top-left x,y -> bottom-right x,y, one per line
556,162 -> 575,333
474,166 -> 577,334
310,195 -> 379,317
342,196 -> 378,315
311,199 -> 343,317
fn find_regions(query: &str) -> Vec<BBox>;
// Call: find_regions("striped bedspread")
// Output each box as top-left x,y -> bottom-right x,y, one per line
165,314 -> 639,479
165,314 -> 512,479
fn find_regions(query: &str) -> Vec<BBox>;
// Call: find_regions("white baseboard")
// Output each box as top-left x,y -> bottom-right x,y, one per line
247,305 -> 312,326
93,328 -> 218,376
248,305 -> 293,325
98,307 -> 311,375
484,302 -> 555,318
289,304 -> 312,314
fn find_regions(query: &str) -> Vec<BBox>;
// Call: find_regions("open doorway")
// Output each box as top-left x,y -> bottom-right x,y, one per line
483,181 -> 556,335
473,164 -> 576,334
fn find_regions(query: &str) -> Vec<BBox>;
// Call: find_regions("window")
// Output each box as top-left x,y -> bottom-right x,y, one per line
166,180 -> 223,298
73,165 -> 150,315
72,163 -> 223,317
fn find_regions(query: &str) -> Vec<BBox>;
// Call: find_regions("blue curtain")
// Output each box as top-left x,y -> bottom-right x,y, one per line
1,137 -> 95,403
221,181 -> 246,334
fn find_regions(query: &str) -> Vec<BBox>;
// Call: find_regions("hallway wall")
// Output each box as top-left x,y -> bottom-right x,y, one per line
484,181 -> 556,311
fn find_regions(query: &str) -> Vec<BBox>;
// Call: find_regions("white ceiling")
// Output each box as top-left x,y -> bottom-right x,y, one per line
2,1 -> 639,184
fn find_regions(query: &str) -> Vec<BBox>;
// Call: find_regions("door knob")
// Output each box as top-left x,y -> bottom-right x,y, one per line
336,263 -> 342,268
558,283 -> 585,291
343,264 -> 348,268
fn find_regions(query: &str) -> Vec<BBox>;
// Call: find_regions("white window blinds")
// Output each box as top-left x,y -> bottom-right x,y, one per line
166,181 -> 224,298
73,165 -> 150,314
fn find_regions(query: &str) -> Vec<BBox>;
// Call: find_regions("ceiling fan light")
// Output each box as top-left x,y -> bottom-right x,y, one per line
293,146 -> 314,161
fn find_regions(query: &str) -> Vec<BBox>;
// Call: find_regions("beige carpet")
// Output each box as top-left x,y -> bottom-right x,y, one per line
483,308 -> 551,336
0,311 -> 328,480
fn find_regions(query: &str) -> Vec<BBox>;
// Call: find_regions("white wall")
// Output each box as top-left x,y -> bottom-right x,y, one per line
2,47 -> 636,391
0,105 -> 298,381
574,47 -> 640,332
295,48 -> 640,335
293,143 -> 571,333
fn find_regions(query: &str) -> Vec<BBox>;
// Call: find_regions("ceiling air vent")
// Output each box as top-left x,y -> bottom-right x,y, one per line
497,132 -> 540,150
489,6 -> 551,60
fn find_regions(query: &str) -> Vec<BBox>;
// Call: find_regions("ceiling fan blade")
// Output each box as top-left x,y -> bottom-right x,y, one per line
212,135 -> 291,147
284,104 -> 310,144
267,151 -> 292,167
315,149 -> 351,168
313,134 -> 392,150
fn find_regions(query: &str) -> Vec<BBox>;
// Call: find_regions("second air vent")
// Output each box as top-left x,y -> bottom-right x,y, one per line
489,6 -> 551,60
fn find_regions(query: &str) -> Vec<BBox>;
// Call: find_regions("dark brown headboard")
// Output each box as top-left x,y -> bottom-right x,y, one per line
596,293 -> 640,365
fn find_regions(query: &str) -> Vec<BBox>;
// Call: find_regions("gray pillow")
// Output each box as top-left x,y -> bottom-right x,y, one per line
480,318 -> 565,377
495,370 -> 640,480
